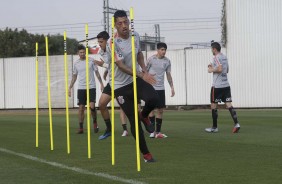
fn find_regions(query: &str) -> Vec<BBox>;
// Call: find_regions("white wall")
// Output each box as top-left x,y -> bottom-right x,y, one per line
226,0 -> 282,107
38,55 -> 74,108
4,57 -> 36,108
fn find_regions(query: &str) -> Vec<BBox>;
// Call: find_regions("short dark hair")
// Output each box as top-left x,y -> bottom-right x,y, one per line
77,44 -> 86,51
157,42 -> 167,50
114,10 -> 127,22
97,31 -> 110,40
211,42 -> 221,52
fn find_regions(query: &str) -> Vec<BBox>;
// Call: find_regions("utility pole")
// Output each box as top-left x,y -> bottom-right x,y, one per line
103,0 -> 129,33
103,0 -> 109,33
154,24 -> 160,48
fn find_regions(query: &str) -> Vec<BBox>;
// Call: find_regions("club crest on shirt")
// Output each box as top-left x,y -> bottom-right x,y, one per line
117,39 -> 122,43
117,96 -> 125,104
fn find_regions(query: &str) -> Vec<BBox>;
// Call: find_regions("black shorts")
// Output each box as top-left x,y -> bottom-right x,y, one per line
155,90 -> 166,108
103,83 -> 141,104
210,86 -> 232,103
102,83 -> 111,96
114,78 -> 159,118
77,88 -> 96,105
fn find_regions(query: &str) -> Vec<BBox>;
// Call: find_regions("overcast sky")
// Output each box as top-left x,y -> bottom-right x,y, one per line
0,0 -> 222,49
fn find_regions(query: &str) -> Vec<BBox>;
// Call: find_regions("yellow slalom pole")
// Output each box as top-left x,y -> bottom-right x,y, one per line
64,31 -> 70,154
45,36 -> 54,151
85,24 -> 91,159
130,7 -> 141,172
35,42 -> 39,148
111,17 -> 115,166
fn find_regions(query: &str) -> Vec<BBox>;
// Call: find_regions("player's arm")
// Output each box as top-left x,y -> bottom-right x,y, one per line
68,74 -> 77,97
95,70 -> 104,91
208,63 -> 222,73
115,59 -> 156,85
166,71 -> 175,97
103,70 -> 108,81
94,58 -> 109,69
137,51 -> 147,72
114,43 -> 156,84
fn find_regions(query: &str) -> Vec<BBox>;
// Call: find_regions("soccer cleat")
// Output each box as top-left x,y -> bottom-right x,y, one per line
77,128 -> 84,134
98,131 -> 111,140
121,130 -> 129,137
93,123 -> 99,133
205,127 -> 218,133
155,132 -> 168,138
139,112 -> 154,133
149,132 -> 155,138
232,123 -> 240,133
143,153 -> 156,163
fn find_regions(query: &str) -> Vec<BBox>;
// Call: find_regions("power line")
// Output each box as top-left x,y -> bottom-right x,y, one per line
135,20 -> 220,25
0,21 -> 102,30
161,27 -> 220,32
136,17 -> 220,22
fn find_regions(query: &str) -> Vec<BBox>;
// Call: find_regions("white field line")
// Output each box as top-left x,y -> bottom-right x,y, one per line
0,147 -> 147,184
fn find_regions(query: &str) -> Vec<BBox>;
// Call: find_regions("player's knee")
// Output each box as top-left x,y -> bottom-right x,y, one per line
211,103 -> 217,109
157,108 -> 164,114
225,102 -> 232,108
98,100 -> 107,109
79,106 -> 85,111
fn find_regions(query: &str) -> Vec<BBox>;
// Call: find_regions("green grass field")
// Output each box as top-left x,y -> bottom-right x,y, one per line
0,109 -> 282,184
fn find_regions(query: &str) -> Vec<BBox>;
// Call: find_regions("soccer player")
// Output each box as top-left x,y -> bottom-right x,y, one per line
205,42 -> 240,133
147,42 -> 175,138
94,31 -> 129,138
68,45 -> 104,134
112,10 -> 159,162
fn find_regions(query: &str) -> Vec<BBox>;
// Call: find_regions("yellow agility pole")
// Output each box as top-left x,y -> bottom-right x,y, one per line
111,16 -> 115,166
85,24 -> 91,159
45,36 -> 54,151
35,42 -> 39,148
130,7 -> 141,172
64,31 -> 70,154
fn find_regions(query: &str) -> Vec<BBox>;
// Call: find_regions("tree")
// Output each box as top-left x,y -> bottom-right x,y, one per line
0,28 -> 79,57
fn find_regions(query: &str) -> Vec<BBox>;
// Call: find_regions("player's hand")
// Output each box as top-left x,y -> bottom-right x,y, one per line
142,72 -> 156,85
208,64 -> 214,73
94,58 -> 104,67
103,70 -> 108,81
217,64 -> 222,71
68,88 -> 71,97
171,88 -> 175,97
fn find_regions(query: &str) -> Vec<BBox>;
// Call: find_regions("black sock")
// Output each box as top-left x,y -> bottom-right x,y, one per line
156,118 -> 162,133
92,108 -> 97,124
104,119 -> 111,132
228,107 -> 239,124
149,116 -> 156,131
79,122 -> 83,129
122,124 -> 127,131
212,109 -> 218,128
149,116 -> 156,124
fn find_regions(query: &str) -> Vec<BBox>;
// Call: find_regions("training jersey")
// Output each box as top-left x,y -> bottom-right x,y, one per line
98,43 -> 111,82
111,31 -> 141,90
73,57 -> 98,89
211,53 -> 230,88
146,54 -> 171,90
